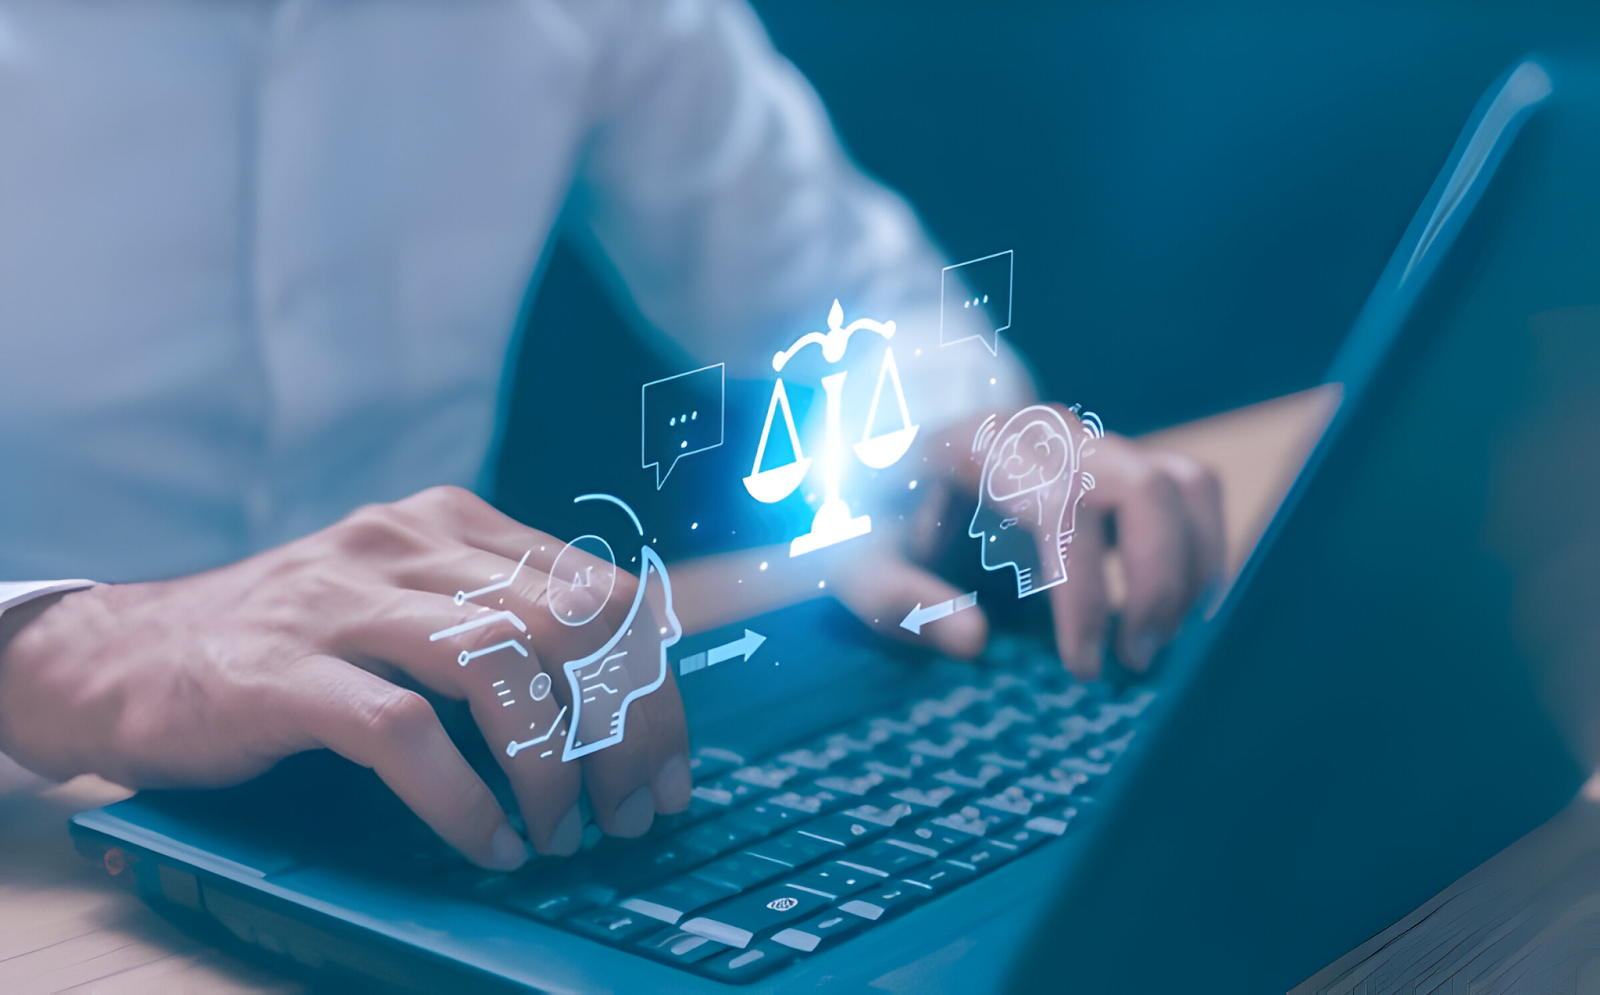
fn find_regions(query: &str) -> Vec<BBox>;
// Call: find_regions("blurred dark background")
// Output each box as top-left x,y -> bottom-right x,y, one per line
495,0 -> 1600,540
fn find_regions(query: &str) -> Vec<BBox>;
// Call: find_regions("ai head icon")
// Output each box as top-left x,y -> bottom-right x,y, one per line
968,405 -> 1102,598
560,546 -> 682,761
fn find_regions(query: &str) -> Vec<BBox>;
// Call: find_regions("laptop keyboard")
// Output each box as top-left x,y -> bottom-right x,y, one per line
458,654 -> 1155,984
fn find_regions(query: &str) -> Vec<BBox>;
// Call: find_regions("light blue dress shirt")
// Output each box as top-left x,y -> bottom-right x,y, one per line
0,0 -> 1026,591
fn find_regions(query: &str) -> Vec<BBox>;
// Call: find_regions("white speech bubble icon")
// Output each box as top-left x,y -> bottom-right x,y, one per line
641,363 -> 725,489
940,250 -> 1014,355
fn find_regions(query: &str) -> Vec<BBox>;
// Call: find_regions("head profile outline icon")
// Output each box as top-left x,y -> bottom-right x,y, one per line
968,405 -> 1102,598
556,494 -> 683,762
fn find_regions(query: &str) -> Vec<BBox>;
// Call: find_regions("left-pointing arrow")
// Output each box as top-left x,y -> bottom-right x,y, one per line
900,592 -> 979,635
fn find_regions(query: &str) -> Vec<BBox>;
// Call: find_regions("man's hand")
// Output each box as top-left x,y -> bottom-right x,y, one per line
0,486 -> 691,869
830,403 -> 1224,679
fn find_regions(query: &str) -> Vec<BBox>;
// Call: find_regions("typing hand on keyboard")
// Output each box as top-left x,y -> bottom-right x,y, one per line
0,486 -> 693,873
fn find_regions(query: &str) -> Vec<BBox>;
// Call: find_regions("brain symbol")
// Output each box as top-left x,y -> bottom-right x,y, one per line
987,418 -> 1069,501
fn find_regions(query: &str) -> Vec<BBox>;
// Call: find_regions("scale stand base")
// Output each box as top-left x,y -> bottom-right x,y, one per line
790,502 -> 872,558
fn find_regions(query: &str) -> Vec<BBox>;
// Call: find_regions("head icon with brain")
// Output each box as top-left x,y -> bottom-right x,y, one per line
970,405 -> 1100,598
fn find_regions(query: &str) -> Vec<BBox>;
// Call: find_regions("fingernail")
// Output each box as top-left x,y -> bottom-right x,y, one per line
485,821 -> 528,872
1129,629 -> 1163,671
541,804 -> 583,857
610,785 -> 655,837
653,753 -> 692,814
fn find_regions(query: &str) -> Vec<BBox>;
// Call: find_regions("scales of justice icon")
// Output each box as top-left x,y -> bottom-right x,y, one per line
743,299 -> 919,557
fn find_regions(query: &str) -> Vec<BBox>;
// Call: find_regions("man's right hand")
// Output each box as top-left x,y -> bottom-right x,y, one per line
0,486 -> 691,870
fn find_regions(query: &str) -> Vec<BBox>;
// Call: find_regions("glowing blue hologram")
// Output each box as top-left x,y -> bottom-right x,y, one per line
899,591 -> 979,635
968,405 -> 1102,598
743,300 -> 918,557
548,534 -> 617,627
453,549 -> 530,606
560,545 -> 681,761
529,672 -> 552,700
458,639 -> 529,667
679,628 -> 766,676
574,492 -> 644,536
940,250 -> 1014,355
429,609 -> 528,642
506,704 -> 567,758
642,363 -> 724,489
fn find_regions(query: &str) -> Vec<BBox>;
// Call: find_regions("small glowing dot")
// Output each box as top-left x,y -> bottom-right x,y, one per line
909,480 -> 918,490
660,627 -> 668,635
692,411 -> 698,420
964,300 -> 970,308
691,522 -> 698,530
915,348 -> 922,356
990,378 -> 996,385
759,561 -> 769,571
680,440 -> 688,448
818,580 -> 826,589
990,535 -> 997,542
983,294 -> 989,303
738,578 -> 743,584
670,416 -> 677,426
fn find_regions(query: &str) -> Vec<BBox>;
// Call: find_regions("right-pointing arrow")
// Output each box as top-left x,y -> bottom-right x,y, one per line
900,591 -> 979,635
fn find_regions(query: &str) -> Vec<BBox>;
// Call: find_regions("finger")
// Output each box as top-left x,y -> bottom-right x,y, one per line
1152,452 -> 1226,590
567,600 -> 691,838
389,485 -> 570,565
832,550 -> 989,659
1087,436 -> 1201,670
465,647 -> 586,856
280,655 -> 526,872
1048,506 -> 1111,680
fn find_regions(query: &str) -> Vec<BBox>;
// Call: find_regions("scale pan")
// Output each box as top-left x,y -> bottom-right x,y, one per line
742,457 -> 812,503
853,426 -> 919,469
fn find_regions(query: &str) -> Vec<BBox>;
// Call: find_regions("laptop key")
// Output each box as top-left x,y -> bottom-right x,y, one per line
785,861 -> 881,899
689,747 -> 744,782
636,926 -> 729,965
730,764 -> 802,790
844,839 -> 933,876
771,910 -> 866,953
892,821 -> 972,856
567,906 -> 659,943
811,770 -> 885,797
677,817 -> 766,858
838,883 -> 924,921
682,885 -> 830,948
500,882 -> 613,922
949,838 -> 1023,873
932,761 -> 1007,791
766,787 -> 848,815
619,876 -> 740,925
888,784 -> 967,811
593,841 -> 708,890
842,801 -> 916,828
697,941 -> 797,983
900,858 -> 979,895
692,851 -> 791,891
727,800 -> 816,836
932,803 -> 1019,836
744,831 -> 837,868
793,812 -> 889,847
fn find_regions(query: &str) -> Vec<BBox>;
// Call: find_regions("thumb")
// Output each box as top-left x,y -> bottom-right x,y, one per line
831,552 -> 989,659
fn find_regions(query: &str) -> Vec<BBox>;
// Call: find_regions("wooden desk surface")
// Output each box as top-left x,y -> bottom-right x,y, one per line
0,387 -> 1340,994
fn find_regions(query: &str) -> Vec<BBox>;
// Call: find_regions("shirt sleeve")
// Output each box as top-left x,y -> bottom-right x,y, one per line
0,580 -> 96,616
573,0 -> 1034,430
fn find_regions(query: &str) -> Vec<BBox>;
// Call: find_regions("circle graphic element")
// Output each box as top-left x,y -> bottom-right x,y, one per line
548,534 -> 617,627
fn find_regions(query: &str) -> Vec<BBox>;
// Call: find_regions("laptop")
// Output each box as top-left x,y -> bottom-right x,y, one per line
68,55 -> 1596,993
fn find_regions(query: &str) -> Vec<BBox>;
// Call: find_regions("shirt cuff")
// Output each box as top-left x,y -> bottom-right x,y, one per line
0,580 -> 97,615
